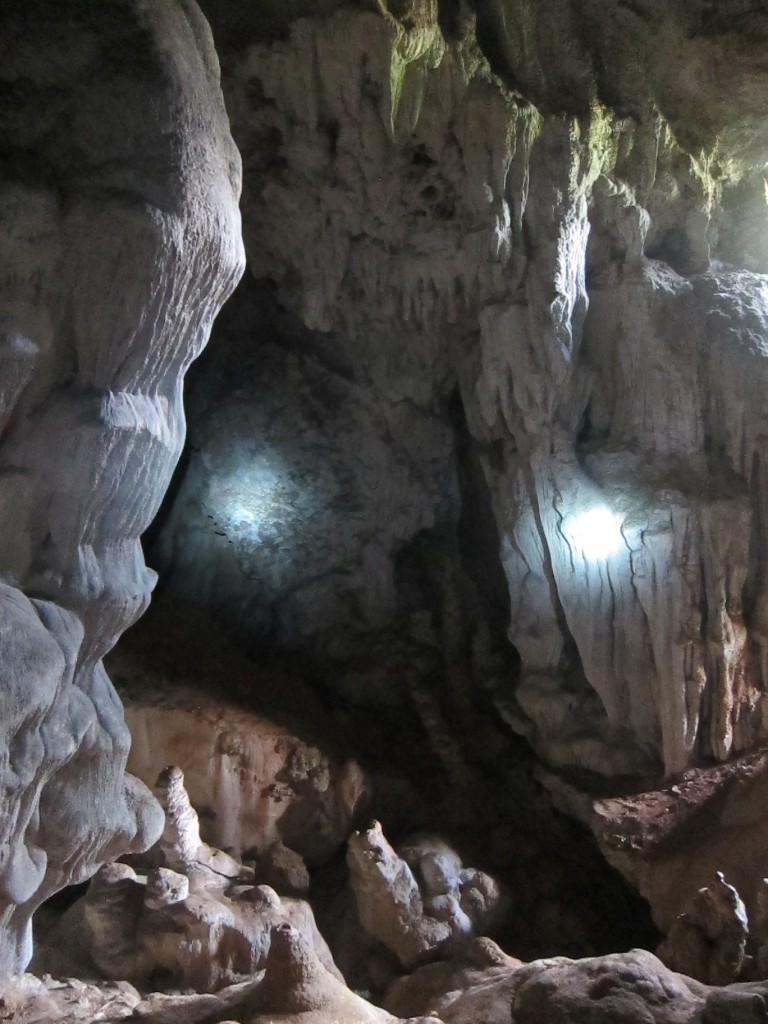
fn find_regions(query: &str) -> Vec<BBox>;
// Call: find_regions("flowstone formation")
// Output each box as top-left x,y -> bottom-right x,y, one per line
35,767 -> 342,994
0,0 -> 243,975
25,770 -> 768,1024
12,0 -> 768,1020
153,0 -> 768,794
106,593 -> 370,866
347,822 -> 506,969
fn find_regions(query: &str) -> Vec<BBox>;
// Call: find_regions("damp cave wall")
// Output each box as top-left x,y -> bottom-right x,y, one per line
150,0 -> 768,783
2,0 -> 768,981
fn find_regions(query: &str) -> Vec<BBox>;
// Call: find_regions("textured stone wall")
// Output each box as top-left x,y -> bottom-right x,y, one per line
153,0 -> 768,783
0,0 -> 243,974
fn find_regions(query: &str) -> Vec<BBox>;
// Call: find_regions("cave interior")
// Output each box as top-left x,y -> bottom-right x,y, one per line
5,0 -> 768,1021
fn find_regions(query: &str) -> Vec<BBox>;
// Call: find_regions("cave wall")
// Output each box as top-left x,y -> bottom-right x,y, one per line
152,0 -> 768,780
0,0 -> 243,974
2,0 -> 768,994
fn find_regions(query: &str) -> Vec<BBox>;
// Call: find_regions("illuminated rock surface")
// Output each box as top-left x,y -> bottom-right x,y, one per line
152,0 -> 768,787
0,0 -> 243,976
123,684 -> 366,865
10,0 -> 768,1020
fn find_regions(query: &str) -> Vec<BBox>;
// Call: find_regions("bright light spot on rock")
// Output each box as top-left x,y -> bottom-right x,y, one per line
230,503 -> 258,526
568,506 -> 625,561
218,462 -> 284,533
214,454 -> 316,545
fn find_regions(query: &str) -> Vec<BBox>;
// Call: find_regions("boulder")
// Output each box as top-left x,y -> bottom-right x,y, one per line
348,821 -> 506,969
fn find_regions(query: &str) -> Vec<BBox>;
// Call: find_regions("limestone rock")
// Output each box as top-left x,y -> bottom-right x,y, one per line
347,821 -> 506,969
254,841 -> 311,898
399,834 -> 507,937
31,862 -> 148,981
128,979 -> 263,1024
146,5 -> 525,693
151,0 -> 768,787
5,941 -> 394,1024
658,873 -> 749,985
137,884 -> 339,993
0,973 -> 141,1023
348,821 -> 448,969
0,0 -> 243,975
35,769 -> 341,994
153,765 -> 242,888
549,751 -> 768,936
465,0 -> 768,172
145,867 -> 190,910
154,766 -> 205,871
16,947 -> 768,1024
13,0 -> 768,1015
38,851 -> 339,995
387,947 -> 711,1024
123,687 -> 367,864
510,949 -> 708,1024
108,598 -> 369,865
753,880 -> 768,979
384,937 -> 522,1019
247,921 -> 392,1020
702,988 -> 768,1024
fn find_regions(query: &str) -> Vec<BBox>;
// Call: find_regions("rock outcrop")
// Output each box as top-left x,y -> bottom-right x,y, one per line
12,0 -> 768,1017
126,698 -> 366,865
150,0 -> 768,790
509,950 -> 709,1024
35,768 -> 342,994
384,936 -> 523,1019
24,935 -> 768,1024
386,946 -> 725,1024
545,750 -> 768,934
347,821 -> 506,969
658,872 -> 749,986
107,598 -> 369,864
18,767 -> 768,1024
0,0 -> 243,975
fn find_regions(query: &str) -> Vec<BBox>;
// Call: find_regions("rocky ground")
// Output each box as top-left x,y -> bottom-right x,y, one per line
5,599 -> 767,1024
